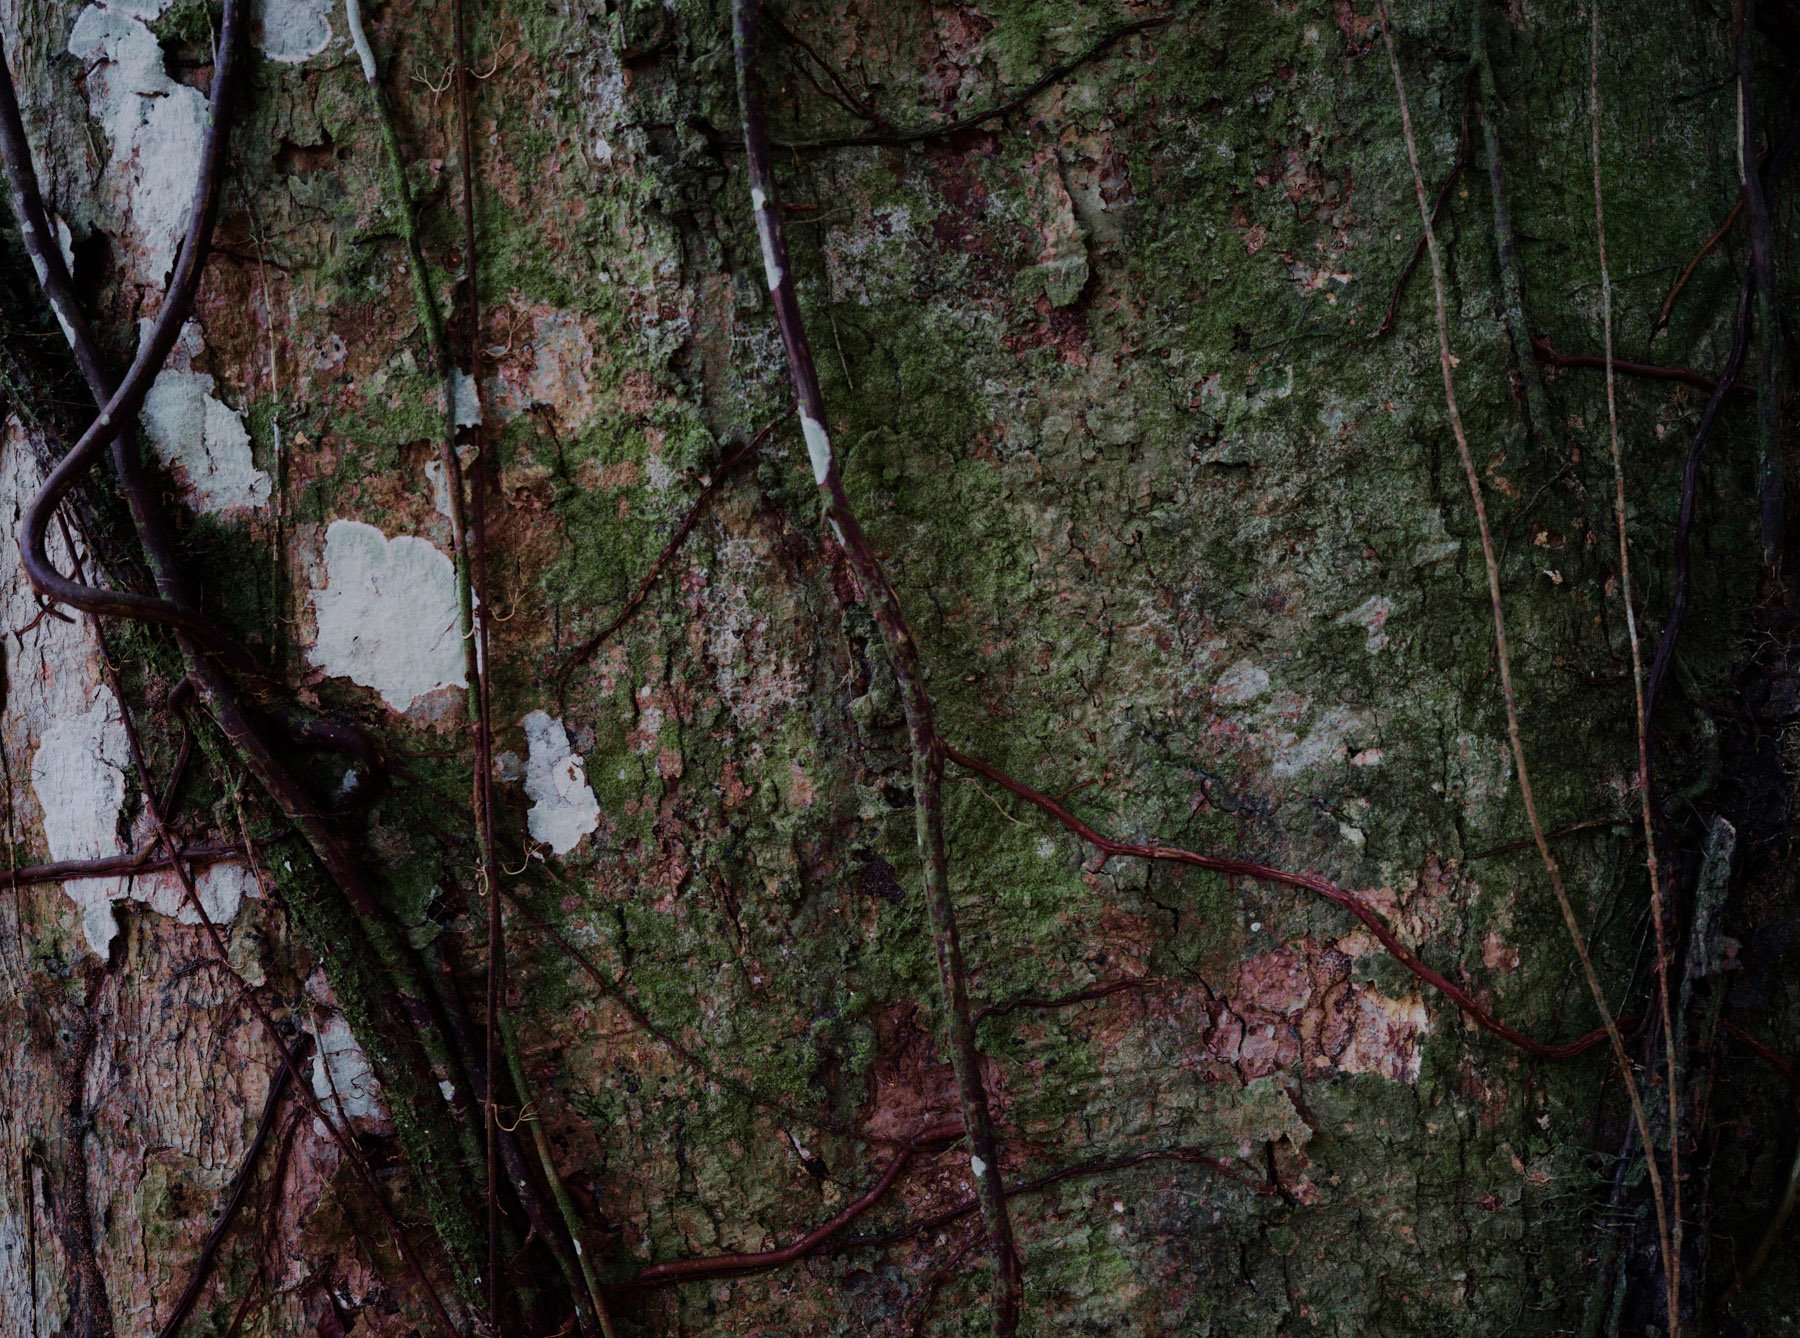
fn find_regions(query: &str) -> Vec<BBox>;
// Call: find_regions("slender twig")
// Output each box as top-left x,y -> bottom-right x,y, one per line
505,885 -> 919,1148
1471,6 -> 1555,448
831,1145 -> 1279,1254
908,1226 -> 980,1338
769,13 -> 885,128
447,0 -> 509,1323
1531,333 -> 1746,397
733,7 -> 1021,1329
1464,816 -> 1631,862
1723,1021 -> 1800,1101
1643,103 -> 1799,734
619,1122 -> 963,1287
0,841 -> 247,887
558,419 -> 780,684
1590,11 -> 1680,1327
496,1016 -> 617,1338
155,1036 -> 313,1338
222,1108 -> 307,1338
942,742 -> 1629,1062
776,15 -> 1174,152
1374,63 -> 1471,339
1644,281 -> 1756,735
1376,11 -> 1674,1299
343,7 -> 585,1330
1731,1141 -> 1800,1295
1738,0 -> 1784,574
973,977 -> 1156,1026
1652,163 -> 1757,338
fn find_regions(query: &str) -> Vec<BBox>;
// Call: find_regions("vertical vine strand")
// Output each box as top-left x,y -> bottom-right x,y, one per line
731,2 -> 1022,1330
1589,6 -> 1682,1327
342,5 -> 603,1330
1737,0 -> 1784,576
448,0 -> 510,1325
1374,3 -> 1677,1317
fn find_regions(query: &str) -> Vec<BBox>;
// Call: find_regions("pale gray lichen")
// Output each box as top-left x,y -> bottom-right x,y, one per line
307,519 -> 467,711
520,710 -> 601,855
29,693 -> 131,956
67,3 -> 208,281
138,323 -> 271,513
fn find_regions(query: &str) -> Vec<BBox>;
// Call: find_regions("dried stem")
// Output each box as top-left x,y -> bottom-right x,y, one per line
1738,0 -> 1784,573
1530,334 -> 1745,397
620,1122 -> 962,1287
733,4 -> 1021,1328
777,14 -> 1172,152
1374,2 -> 1674,1300
831,1145 -> 1279,1254
448,0 -> 509,1320
1653,181 -> 1749,339
344,4 -> 558,1327
506,885 -> 921,1148
0,841 -> 247,887
1590,8 -> 1680,1327
155,1036 -> 312,1338
558,419 -> 779,684
1375,64 -> 1471,340
1471,5 -> 1555,447
942,743 -> 1628,1061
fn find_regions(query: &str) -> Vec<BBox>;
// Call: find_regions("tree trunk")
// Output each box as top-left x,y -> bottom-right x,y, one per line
0,0 -> 1795,1334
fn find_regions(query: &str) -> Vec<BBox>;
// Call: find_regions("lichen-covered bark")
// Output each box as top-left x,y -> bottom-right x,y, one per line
0,0 -> 1796,1334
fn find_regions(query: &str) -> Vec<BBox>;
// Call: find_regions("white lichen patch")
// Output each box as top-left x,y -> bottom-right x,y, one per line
492,312 -> 599,428
307,520 -> 466,711
134,862 -> 259,930
29,694 -> 131,956
1213,662 -> 1271,705
520,711 -> 600,856
307,1011 -> 385,1124
1336,595 -> 1394,653
1269,706 -> 1364,777
254,0 -> 332,62
68,4 -> 208,281
700,537 -> 805,727
138,323 -> 270,512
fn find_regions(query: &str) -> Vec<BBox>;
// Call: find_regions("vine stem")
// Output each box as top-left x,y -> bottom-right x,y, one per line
730,3 -> 1021,1330
941,743 -> 1628,1061
1470,5 -> 1554,448
1530,334 -> 1745,396
1589,7 -> 1681,1329
622,1122 -> 963,1286
0,12 -> 469,1332
447,0 -> 511,1324
1373,1 -> 1675,1310
343,7 -> 605,1332
1738,0 -> 1784,575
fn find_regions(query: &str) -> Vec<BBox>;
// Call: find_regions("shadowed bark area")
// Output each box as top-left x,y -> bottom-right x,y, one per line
0,1 -> 1796,1335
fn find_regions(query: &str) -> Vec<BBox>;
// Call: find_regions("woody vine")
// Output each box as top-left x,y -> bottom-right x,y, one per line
0,1 -> 1794,1336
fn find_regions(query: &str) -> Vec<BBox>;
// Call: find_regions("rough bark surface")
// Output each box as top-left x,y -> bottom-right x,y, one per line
0,0 -> 1796,1334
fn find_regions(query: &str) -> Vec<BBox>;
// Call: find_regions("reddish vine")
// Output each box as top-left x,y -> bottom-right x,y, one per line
0,2 -> 1791,1334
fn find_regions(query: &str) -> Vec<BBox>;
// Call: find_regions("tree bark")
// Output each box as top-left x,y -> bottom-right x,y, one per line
0,1 -> 1795,1334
